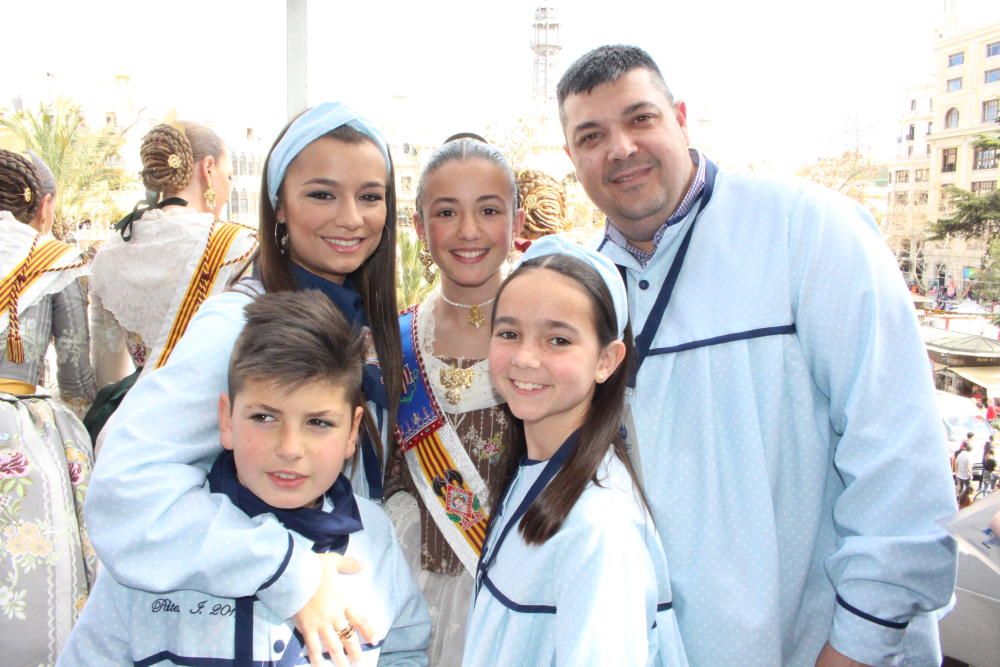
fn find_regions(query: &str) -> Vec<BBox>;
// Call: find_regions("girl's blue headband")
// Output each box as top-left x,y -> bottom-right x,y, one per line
266,101 -> 390,209
517,234 -> 629,340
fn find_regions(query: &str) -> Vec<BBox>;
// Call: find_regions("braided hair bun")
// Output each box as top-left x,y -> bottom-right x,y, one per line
0,149 -> 42,223
516,169 -> 567,239
140,124 -> 194,194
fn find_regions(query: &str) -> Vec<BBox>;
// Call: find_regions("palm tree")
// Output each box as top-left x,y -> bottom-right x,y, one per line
396,226 -> 435,311
1,99 -> 135,239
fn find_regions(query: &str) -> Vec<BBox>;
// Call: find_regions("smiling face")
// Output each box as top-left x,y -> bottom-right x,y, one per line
489,267 -> 623,448
277,136 -> 388,284
219,377 -> 363,509
416,158 -> 523,294
562,68 -> 695,249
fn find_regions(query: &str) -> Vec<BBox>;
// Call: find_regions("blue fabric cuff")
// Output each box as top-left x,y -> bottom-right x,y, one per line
829,598 -> 907,666
255,535 -> 321,621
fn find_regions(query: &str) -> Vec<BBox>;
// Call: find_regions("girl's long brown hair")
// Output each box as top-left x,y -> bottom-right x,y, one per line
254,120 -> 402,464
488,254 -> 648,545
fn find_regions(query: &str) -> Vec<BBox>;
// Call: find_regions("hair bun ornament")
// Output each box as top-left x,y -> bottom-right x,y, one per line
167,154 -> 182,169
23,187 -> 31,203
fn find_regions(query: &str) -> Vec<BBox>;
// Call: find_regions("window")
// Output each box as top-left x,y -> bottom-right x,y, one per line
972,181 -> 997,195
984,99 -> 999,123
945,107 -> 960,128
927,144 -> 932,156
947,77 -> 962,92
986,68 -> 1000,84
906,124 -> 915,140
927,121 -> 933,135
230,188 -> 240,215
974,146 -> 998,170
942,147 -> 958,172
895,192 -> 909,205
908,145 -> 914,157
895,170 -> 910,183
911,99 -> 917,111
916,191 -> 929,204
989,41 -> 1000,58
915,168 -> 930,182
949,52 -> 965,67
940,187 -> 953,210
239,154 -> 248,177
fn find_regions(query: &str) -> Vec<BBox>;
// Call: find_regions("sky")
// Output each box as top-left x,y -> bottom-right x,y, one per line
3,0 -> 1000,172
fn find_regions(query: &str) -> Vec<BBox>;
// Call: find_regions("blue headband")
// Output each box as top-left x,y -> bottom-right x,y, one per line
518,234 -> 629,339
266,102 -> 390,208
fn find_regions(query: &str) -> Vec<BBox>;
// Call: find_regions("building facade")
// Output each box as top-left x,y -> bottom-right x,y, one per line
885,21 -> 1000,292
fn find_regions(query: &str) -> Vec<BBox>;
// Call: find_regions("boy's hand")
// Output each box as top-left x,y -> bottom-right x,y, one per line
294,553 -> 374,667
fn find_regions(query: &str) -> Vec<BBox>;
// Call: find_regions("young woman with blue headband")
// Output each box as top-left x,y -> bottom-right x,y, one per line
84,103 -> 404,666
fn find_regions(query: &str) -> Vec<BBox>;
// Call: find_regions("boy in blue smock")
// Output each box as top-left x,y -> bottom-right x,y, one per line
60,291 -> 430,666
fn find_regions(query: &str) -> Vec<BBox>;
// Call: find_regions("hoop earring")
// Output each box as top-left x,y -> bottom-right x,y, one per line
275,221 -> 289,256
418,242 -> 436,283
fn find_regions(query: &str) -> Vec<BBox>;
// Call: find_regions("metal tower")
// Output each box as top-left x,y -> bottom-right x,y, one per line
531,6 -> 561,103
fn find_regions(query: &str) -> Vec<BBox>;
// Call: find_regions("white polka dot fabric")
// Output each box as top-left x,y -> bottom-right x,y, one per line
595,169 -> 957,666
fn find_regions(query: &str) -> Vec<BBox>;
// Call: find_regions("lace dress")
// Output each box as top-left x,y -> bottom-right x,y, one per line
385,290 -> 515,666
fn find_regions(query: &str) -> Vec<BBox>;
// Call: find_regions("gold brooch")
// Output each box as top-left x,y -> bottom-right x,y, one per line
23,188 -> 31,203
439,366 -> 476,404
167,154 -> 182,169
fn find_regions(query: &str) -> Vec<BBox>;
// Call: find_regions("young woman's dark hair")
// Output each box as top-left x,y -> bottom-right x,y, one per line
254,119 -> 402,461
488,253 -> 648,545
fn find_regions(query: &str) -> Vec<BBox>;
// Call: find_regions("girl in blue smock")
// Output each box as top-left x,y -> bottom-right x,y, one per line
464,236 -> 688,667
84,102 -> 404,665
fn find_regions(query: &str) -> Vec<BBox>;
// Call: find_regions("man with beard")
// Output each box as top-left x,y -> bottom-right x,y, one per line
556,45 -> 957,667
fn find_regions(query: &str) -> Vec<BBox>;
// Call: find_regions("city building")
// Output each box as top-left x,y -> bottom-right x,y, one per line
885,20 -> 1000,291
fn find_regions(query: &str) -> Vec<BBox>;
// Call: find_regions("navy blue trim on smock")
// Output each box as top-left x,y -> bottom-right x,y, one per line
474,431 -> 579,613
617,159 -> 718,389
646,324 -> 797,357
836,594 -> 909,630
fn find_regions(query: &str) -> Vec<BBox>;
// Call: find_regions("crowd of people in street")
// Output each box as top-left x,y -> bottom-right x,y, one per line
0,45 -> 979,666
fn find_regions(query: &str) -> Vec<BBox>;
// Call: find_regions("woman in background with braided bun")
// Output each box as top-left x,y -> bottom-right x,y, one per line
0,149 -> 97,666
86,122 -> 256,442
515,168 -> 567,241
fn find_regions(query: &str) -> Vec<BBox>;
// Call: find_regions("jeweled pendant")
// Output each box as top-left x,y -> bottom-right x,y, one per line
468,304 -> 485,328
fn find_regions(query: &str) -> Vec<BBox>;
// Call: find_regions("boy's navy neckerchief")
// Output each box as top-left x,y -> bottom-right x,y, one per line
207,450 -> 363,554
209,451 -> 363,664
474,430 -> 580,597
290,263 -> 387,500
617,159 -> 718,389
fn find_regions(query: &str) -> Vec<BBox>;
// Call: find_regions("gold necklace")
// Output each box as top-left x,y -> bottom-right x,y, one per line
439,366 -> 476,404
439,293 -> 496,329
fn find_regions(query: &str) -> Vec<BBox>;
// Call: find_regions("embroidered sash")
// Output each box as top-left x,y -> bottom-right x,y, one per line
151,221 -> 255,370
396,306 -> 491,574
0,237 -> 86,362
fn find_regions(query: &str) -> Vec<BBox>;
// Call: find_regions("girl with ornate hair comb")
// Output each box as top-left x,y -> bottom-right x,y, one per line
385,135 -> 523,665
85,102 -> 404,666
